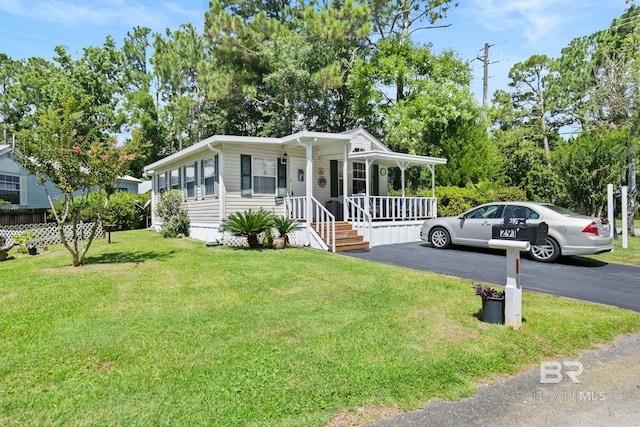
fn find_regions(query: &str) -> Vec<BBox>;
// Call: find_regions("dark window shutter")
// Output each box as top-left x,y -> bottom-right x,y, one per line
277,159 -> 287,197
372,164 -> 379,196
241,154 -> 251,197
214,155 -> 220,196
330,160 -> 338,197
214,154 -> 219,185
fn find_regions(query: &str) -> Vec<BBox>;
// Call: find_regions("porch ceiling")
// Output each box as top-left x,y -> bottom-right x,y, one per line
348,150 -> 447,168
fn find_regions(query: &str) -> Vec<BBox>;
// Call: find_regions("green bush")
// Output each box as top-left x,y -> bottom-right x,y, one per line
434,185 -> 526,217
103,192 -> 151,230
52,191 -> 151,230
435,186 -> 481,217
13,230 -> 36,253
221,208 -> 276,249
154,190 -> 190,238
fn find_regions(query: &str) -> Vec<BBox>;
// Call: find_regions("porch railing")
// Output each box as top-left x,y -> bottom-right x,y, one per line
345,196 -> 372,243
287,196 -> 336,252
347,196 -> 436,222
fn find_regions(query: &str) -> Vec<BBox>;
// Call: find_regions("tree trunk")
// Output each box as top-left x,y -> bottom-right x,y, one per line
628,156 -> 636,237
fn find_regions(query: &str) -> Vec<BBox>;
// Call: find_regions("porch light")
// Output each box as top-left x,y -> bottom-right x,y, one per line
281,152 -> 288,164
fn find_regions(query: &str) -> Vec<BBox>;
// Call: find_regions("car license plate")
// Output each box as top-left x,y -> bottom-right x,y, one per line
499,229 -> 516,238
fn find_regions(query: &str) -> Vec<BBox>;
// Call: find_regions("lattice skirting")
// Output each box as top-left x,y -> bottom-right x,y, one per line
222,232 -> 299,248
0,222 -> 104,247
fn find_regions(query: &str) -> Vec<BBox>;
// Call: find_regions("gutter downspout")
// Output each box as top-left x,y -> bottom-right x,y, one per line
207,143 -> 225,225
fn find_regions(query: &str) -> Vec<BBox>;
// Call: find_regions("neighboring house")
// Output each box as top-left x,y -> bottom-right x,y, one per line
1,144 -> 142,210
143,128 -> 447,251
0,144 -> 59,209
116,175 -> 143,193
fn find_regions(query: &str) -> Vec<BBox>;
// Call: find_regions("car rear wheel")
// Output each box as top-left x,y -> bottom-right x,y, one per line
429,227 -> 451,249
530,237 -> 561,263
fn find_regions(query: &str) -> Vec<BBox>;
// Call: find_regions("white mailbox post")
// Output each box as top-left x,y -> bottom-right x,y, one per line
488,239 -> 531,329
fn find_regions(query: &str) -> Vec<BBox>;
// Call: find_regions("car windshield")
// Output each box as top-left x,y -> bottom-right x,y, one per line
542,204 -> 580,216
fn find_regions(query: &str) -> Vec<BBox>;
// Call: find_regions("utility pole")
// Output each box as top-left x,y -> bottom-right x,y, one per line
476,43 -> 495,106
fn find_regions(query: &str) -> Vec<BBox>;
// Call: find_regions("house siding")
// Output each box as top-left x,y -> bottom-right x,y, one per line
223,143 -> 289,217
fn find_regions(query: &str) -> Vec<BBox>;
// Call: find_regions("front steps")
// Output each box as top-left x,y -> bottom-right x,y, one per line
313,221 -> 369,252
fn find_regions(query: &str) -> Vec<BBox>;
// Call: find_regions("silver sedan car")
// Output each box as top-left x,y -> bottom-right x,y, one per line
420,202 -> 613,262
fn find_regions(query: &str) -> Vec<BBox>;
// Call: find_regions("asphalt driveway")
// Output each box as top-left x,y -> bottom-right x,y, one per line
341,241 -> 640,312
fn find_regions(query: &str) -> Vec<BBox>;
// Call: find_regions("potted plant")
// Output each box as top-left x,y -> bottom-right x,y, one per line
473,283 -> 505,324
14,230 -> 37,255
0,236 -> 11,261
272,215 -> 298,249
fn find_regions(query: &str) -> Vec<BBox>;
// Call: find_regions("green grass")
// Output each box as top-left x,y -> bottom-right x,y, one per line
1,230 -> 640,426
588,234 -> 640,265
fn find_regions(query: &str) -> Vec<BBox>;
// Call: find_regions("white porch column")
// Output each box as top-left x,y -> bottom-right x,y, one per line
218,153 -> 226,222
395,161 -> 408,197
296,137 -> 314,245
306,142 -> 313,221
342,143 -> 348,220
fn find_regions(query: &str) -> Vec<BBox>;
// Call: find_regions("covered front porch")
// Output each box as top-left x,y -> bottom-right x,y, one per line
283,136 -> 447,251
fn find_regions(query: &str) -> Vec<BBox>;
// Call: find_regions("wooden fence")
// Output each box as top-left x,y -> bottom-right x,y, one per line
0,209 -> 49,226
0,222 -> 104,247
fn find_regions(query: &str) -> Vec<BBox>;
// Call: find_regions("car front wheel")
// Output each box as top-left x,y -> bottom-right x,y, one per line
530,237 -> 561,263
429,227 -> 451,249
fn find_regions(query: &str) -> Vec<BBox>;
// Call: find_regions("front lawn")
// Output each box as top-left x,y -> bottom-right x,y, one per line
590,234 -> 640,265
1,230 -> 639,426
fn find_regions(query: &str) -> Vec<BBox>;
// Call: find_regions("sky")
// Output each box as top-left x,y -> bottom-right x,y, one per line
0,0 -> 631,104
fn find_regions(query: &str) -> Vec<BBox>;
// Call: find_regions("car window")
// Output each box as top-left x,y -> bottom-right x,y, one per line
503,205 -> 539,220
466,205 -> 502,219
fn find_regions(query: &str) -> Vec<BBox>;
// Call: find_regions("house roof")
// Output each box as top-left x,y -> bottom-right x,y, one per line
143,129 -> 447,174
119,175 -> 143,184
144,130 -> 353,174
348,150 -> 447,168
0,144 -> 11,157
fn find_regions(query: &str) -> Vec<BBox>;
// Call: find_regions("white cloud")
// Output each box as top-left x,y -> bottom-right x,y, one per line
0,0 -> 202,30
471,0 -> 573,44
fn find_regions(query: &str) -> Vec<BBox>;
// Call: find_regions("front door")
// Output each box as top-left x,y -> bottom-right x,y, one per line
290,158 -> 307,197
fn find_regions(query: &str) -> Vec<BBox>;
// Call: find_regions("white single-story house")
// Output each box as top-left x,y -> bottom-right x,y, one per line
143,128 -> 447,251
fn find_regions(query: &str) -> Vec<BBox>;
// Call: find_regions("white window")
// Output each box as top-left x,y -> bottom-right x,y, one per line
185,163 -> 196,198
170,169 -> 180,190
0,174 -> 20,205
252,157 -> 277,195
202,156 -> 217,196
352,162 -> 366,194
157,173 -> 166,193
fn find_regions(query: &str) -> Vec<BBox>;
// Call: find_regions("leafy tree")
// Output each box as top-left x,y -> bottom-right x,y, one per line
506,54 -> 562,160
204,0 -> 369,136
16,95 -> 139,266
368,0 -> 457,101
553,123 -> 629,216
554,5 -> 640,232
351,39 -> 492,186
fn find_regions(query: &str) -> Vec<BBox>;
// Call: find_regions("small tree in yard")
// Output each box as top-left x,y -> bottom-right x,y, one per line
15,96 -> 140,266
154,190 -> 190,238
